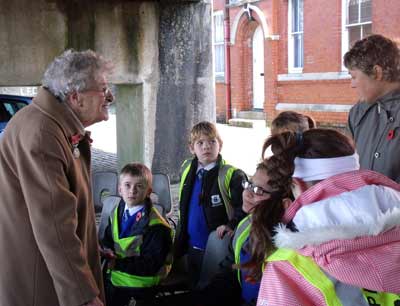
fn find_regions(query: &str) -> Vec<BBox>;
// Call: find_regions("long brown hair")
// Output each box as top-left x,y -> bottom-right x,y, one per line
245,128 -> 355,281
271,111 -> 315,135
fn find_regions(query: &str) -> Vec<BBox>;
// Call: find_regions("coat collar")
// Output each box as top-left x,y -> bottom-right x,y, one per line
352,89 -> 400,127
32,87 -> 85,139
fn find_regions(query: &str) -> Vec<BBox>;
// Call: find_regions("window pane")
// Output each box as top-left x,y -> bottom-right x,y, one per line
349,26 -> 361,47
360,0 -> 372,22
213,12 -> 225,75
299,0 -> 304,32
292,0 -> 298,32
348,0 -> 359,24
214,14 -> 224,43
292,0 -> 303,32
362,23 -> 372,38
294,34 -> 303,68
215,44 -> 225,74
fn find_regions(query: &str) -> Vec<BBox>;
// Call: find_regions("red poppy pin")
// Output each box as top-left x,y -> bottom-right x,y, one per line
69,134 -> 83,158
136,211 -> 142,222
387,129 -> 395,141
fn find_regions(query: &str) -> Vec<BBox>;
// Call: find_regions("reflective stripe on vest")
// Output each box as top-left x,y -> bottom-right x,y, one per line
232,215 -> 252,285
361,289 -> 400,305
110,206 -> 142,257
218,164 -> 236,220
179,158 -> 236,220
267,249 -> 399,306
267,248 -> 345,306
110,206 -> 172,288
111,270 -> 160,288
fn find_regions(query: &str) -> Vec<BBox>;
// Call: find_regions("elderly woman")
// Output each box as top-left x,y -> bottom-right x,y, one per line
0,50 -> 114,306
345,34 -> 400,182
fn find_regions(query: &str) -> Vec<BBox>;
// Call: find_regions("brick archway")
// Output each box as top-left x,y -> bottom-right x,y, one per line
230,15 -> 261,113
230,4 -> 269,45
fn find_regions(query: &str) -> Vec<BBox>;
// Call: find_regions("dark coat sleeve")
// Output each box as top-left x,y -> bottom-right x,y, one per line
114,224 -> 172,276
226,169 -> 247,230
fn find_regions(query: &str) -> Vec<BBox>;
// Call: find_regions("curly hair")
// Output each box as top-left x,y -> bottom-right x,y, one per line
244,129 -> 355,281
42,49 -> 113,102
344,34 -> 400,82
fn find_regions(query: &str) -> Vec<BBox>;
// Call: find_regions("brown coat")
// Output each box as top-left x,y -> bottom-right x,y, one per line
0,88 -> 104,306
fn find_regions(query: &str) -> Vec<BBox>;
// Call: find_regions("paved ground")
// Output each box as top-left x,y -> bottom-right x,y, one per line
89,115 -> 270,176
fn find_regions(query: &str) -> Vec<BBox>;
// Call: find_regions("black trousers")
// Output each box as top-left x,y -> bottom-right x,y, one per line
105,279 -> 156,306
187,246 -> 205,289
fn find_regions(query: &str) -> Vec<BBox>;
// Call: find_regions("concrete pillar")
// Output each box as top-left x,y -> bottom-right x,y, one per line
0,0 -> 66,86
115,84 -> 144,170
152,0 -> 215,183
0,0 -> 215,184
94,2 -> 160,171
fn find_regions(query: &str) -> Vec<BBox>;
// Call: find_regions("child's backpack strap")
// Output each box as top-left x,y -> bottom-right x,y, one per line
218,162 -> 236,221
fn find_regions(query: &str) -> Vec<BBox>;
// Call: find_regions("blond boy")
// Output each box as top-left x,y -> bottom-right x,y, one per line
175,121 -> 247,287
102,163 -> 172,306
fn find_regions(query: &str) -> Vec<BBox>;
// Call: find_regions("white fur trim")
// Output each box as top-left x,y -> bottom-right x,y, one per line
274,186 -> 400,249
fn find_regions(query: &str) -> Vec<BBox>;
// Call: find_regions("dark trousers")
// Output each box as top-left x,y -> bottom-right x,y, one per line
187,246 -> 205,289
105,279 -> 156,306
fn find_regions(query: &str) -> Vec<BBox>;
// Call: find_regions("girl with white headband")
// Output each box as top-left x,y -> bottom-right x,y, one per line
247,128 -> 400,306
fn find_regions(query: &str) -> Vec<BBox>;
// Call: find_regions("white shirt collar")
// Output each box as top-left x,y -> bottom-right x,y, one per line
124,204 -> 144,216
197,162 -> 216,173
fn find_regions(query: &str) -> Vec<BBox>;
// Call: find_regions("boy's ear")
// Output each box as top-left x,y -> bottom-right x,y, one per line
282,197 -> 293,210
189,144 -> 195,154
118,185 -> 122,196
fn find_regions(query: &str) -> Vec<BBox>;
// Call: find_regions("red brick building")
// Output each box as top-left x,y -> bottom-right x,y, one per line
213,0 -> 400,127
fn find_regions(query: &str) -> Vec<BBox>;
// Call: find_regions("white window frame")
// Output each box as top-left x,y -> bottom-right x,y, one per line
341,0 -> 372,70
288,0 -> 304,73
213,10 -> 225,78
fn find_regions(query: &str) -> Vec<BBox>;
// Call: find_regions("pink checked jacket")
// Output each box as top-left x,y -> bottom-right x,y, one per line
257,170 -> 400,306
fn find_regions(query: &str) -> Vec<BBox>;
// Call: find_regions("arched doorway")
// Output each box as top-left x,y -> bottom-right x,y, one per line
252,26 -> 265,110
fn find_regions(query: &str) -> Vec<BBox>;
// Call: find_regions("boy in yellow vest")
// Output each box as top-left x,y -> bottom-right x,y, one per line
102,163 -> 172,306
175,121 -> 247,288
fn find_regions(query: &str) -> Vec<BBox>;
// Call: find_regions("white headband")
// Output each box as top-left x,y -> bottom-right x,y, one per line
293,153 -> 360,182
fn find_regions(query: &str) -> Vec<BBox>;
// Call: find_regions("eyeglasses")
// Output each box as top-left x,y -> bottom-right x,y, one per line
84,87 -> 112,96
82,86 -> 114,103
242,180 -> 271,196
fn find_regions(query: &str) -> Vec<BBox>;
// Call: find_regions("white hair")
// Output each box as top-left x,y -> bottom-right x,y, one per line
42,49 -> 113,102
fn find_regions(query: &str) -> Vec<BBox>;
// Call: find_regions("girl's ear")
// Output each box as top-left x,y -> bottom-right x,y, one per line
282,197 -> 293,210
